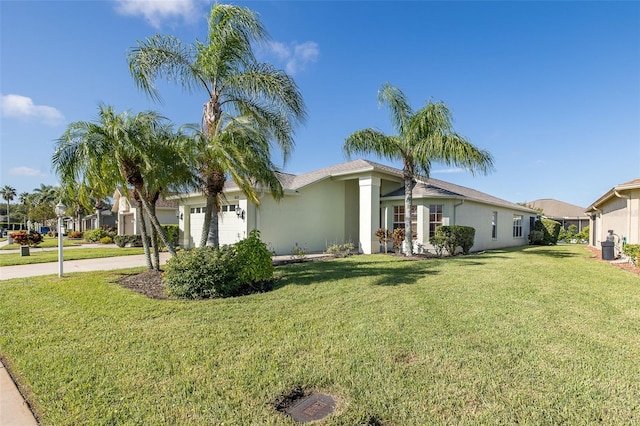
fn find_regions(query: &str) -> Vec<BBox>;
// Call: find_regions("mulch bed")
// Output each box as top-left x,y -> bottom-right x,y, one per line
116,270 -> 168,299
585,245 -> 640,276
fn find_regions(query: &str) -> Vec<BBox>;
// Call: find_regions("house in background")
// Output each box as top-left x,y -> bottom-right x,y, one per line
585,178 -> 640,248
525,199 -> 589,231
173,159 -> 538,255
112,188 -> 179,236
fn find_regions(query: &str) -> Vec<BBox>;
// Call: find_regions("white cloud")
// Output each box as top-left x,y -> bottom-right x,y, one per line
264,41 -> 319,75
114,0 -> 200,28
8,167 -> 45,177
1,94 -> 64,125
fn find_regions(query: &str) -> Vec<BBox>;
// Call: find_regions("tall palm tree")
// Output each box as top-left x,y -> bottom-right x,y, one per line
128,3 -> 306,247
31,184 -> 59,205
53,105 -> 188,265
1,185 -> 16,229
344,83 -> 494,256
18,192 -> 30,228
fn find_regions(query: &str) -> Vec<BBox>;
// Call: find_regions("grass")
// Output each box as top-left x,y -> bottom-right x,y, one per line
1,236 -> 83,250
0,247 -> 145,266
0,245 -> 638,425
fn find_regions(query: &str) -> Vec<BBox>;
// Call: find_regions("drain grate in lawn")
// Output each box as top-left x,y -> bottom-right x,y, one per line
275,386 -> 336,423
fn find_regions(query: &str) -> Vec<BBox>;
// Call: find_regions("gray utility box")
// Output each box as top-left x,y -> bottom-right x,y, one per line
601,241 -> 614,260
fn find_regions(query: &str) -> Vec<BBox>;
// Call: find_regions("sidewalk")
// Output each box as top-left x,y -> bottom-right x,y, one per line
0,360 -> 37,426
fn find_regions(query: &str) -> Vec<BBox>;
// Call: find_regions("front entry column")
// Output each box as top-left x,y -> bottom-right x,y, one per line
359,176 -> 381,254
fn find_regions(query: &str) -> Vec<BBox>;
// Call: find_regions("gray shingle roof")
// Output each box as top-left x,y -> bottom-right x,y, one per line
223,159 -> 535,213
525,199 -> 588,219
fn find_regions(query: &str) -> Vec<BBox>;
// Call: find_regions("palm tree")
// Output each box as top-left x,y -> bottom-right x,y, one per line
53,105 -> 188,267
344,83 -> 494,256
128,3 -> 306,247
31,184 -> 59,205
18,192 -> 30,228
1,185 -> 16,229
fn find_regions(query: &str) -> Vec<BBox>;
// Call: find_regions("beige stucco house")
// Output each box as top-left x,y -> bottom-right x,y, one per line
585,178 -> 640,248
174,159 -> 538,255
112,188 -> 178,236
525,199 -> 589,231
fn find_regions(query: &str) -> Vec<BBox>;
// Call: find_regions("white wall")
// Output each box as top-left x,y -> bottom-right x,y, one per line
254,179 -> 348,254
381,198 -> 535,253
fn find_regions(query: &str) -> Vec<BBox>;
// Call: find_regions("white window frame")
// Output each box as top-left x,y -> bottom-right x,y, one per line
513,214 -> 523,238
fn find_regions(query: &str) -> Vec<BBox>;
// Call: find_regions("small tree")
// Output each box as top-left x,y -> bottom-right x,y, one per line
392,228 -> 405,253
375,228 -> 392,252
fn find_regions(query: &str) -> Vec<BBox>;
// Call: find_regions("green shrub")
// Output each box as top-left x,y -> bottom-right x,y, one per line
430,233 -> 446,257
9,231 -> 43,247
622,244 -> 640,266
327,242 -> 356,258
164,231 -> 275,299
233,230 -> 274,291
161,224 -> 180,248
457,226 -> 476,255
84,228 -> 108,243
99,236 -> 113,244
531,219 -> 561,245
164,246 -> 237,299
528,230 -> 544,245
433,225 -> 476,256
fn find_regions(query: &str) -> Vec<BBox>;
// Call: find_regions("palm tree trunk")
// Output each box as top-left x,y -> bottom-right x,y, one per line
200,192 -> 219,247
137,204 -> 154,270
404,175 -> 414,256
149,203 -> 161,271
134,188 -> 177,257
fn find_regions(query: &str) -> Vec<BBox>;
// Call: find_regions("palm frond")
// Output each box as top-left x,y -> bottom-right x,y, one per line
377,82 -> 413,136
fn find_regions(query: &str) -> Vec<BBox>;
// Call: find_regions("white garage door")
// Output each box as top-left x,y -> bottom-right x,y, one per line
189,206 -> 206,248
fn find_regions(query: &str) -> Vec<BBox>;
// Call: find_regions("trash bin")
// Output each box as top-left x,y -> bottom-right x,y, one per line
20,246 -> 30,256
601,241 -> 614,260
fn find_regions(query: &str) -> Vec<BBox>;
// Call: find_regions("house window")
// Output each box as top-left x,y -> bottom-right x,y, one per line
513,214 -> 523,238
221,204 -> 237,212
429,204 -> 443,238
393,205 -> 417,239
491,211 -> 498,239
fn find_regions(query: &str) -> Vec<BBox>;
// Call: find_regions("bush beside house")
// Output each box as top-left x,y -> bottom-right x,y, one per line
164,230 -> 274,299
529,219 -> 561,245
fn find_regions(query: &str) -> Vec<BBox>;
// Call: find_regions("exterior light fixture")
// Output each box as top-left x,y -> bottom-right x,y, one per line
236,207 -> 244,220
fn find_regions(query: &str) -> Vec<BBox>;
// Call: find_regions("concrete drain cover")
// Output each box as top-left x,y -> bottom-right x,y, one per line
286,393 -> 336,423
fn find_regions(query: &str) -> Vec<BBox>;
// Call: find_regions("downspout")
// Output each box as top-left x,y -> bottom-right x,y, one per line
452,199 -> 464,225
613,189 -> 631,246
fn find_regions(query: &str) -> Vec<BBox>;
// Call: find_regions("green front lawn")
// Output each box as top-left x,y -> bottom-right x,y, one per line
0,245 -> 638,424
0,236 -> 84,250
0,247 -> 145,266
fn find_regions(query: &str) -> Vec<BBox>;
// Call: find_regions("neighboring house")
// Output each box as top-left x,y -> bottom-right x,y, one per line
173,159 -> 538,255
82,209 -> 116,230
525,199 -> 589,231
585,178 -> 640,248
112,188 -> 179,236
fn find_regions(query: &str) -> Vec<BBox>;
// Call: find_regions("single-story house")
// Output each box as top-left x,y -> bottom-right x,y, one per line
585,178 -> 640,248
174,159 -> 539,255
112,188 -> 179,236
525,199 -> 589,231
81,209 -> 116,231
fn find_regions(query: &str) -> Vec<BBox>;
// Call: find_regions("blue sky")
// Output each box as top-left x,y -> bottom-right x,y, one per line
1,0 -> 638,208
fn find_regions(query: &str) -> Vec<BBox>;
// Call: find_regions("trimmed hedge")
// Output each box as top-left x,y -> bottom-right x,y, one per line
529,219 -> 561,245
434,225 -> 476,256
